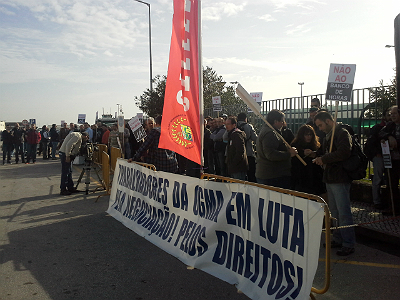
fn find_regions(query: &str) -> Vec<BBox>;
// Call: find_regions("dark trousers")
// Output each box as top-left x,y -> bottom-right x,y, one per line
247,156 -> 257,182
13,143 -> 25,163
257,176 -> 291,189
26,144 -> 37,163
204,150 -> 215,174
59,152 -> 74,192
216,151 -> 226,176
41,141 -> 49,158
2,143 -> 12,163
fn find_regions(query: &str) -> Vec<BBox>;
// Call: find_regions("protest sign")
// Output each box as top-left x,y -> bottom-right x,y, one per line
381,140 -> 392,168
212,96 -> 222,112
107,160 -> 324,300
78,114 -> 86,124
248,92 -> 263,113
118,115 -> 125,133
326,64 -> 356,102
128,116 -> 147,142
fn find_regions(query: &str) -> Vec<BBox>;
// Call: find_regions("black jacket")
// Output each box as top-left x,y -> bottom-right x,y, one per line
226,129 -> 248,175
50,127 -> 60,142
11,127 -> 24,144
1,130 -> 13,145
321,125 -> 352,183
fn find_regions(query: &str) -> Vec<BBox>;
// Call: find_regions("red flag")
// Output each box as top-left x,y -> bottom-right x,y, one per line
159,0 -> 203,165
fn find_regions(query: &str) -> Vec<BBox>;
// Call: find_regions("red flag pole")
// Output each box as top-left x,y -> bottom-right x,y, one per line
198,0 -> 204,167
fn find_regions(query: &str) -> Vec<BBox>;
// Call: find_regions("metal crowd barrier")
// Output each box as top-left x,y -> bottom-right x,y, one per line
110,146 -> 123,173
96,151 -> 111,202
200,173 -> 332,299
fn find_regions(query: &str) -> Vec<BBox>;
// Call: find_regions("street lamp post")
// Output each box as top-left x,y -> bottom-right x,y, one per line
133,0 -> 153,92
298,82 -> 304,118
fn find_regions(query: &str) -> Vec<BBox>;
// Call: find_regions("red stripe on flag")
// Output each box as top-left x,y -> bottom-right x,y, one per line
159,0 -> 202,165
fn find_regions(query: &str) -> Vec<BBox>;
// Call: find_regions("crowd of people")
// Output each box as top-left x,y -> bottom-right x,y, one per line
2,101 -> 400,256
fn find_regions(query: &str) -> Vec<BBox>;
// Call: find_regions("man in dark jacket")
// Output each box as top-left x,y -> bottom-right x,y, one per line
11,123 -> 25,164
237,112 -> 257,182
313,111 -> 355,256
2,124 -> 13,165
49,124 -> 60,159
378,105 -> 400,216
225,116 -> 248,180
255,109 -> 297,189
210,117 -> 227,176
364,108 -> 391,209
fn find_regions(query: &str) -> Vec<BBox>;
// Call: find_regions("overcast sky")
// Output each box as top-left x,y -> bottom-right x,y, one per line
0,0 -> 398,126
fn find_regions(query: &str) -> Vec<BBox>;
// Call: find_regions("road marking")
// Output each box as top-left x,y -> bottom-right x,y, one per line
319,258 -> 400,269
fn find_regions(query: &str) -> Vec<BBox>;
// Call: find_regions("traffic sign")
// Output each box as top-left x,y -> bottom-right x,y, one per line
22,119 -> 28,125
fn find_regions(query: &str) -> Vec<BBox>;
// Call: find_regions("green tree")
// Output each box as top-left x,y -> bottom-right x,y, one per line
135,66 -> 245,117
364,74 -> 397,119
135,75 -> 166,117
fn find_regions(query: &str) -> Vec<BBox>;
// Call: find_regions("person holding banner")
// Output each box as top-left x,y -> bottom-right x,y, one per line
130,116 -> 178,173
378,105 -> 400,216
255,109 -> 298,189
313,111 -> 356,256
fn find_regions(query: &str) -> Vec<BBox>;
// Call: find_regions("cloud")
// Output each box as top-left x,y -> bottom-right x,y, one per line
269,0 -> 325,9
203,2 -> 247,21
203,56 -> 317,74
285,22 -> 312,35
0,6 -> 15,15
103,50 -> 113,57
258,14 -> 276,22
1,0 -> 142,58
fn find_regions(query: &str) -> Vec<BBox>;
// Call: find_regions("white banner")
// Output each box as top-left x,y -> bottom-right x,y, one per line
107,160 -> 324,300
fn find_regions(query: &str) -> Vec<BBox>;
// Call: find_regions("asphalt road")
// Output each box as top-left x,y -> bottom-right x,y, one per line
0,159 -> 399,300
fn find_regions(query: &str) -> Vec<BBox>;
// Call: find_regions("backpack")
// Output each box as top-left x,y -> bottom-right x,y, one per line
339,124 -> 368,180
237,122 -> 251,142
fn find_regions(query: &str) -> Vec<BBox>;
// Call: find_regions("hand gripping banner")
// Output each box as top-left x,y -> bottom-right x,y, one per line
159,0 -> 202,165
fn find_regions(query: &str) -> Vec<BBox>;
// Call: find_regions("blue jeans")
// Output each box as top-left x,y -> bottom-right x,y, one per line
326,183 -> 356,248
26,144 -> 37,163
257,176 -> 291,189
51,141 -> 58,158
59,152 -> 74,191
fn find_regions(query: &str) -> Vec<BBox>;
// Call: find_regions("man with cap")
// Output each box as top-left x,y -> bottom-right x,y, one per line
58,131 -> 89,195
